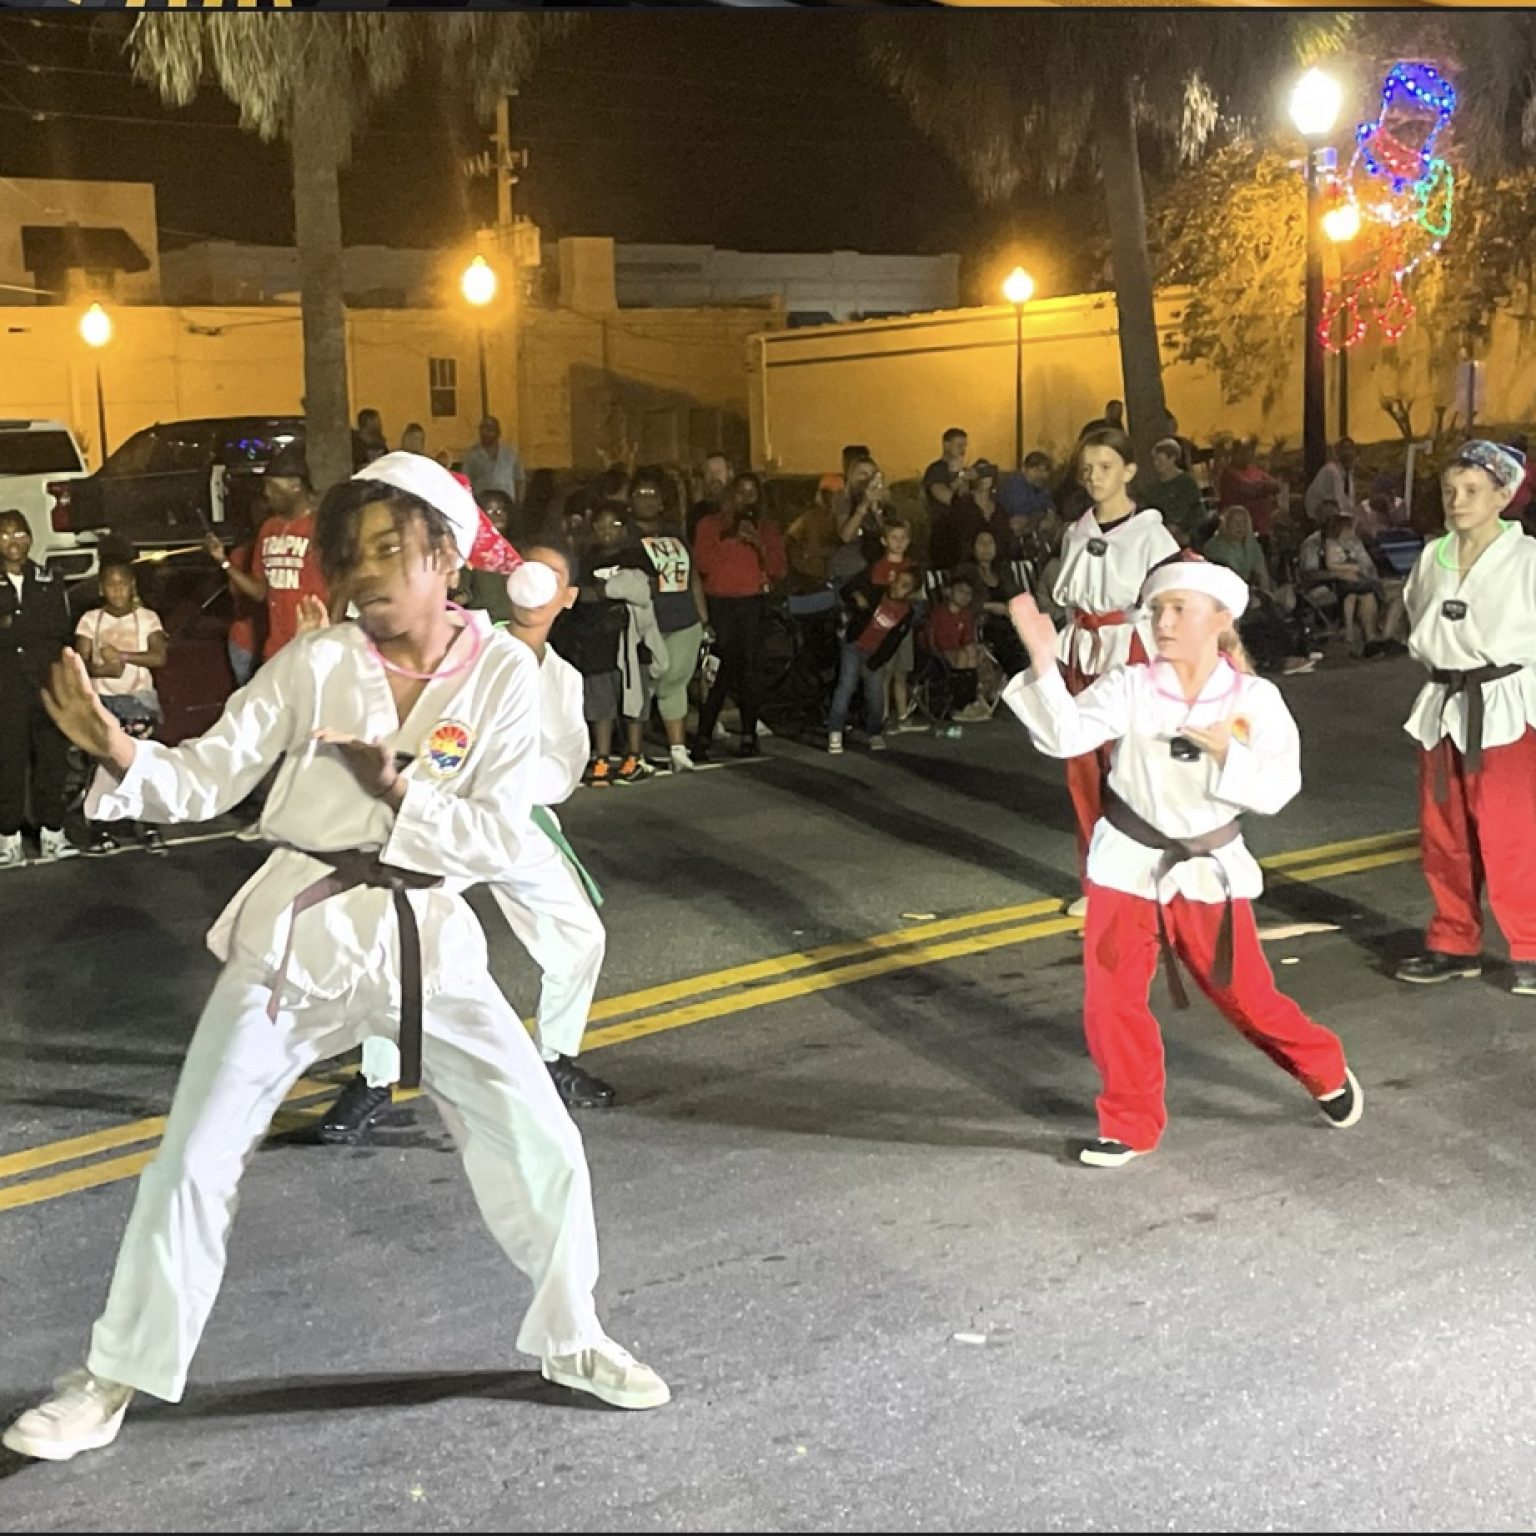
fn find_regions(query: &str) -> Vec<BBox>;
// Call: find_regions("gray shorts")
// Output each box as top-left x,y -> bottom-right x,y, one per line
582,669 -> 621,723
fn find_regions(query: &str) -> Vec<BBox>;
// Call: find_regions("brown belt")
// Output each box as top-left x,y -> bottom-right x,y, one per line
1429,664 -> 1523,803
264,849 -> 443,1089
1102,792 -> 1242,1010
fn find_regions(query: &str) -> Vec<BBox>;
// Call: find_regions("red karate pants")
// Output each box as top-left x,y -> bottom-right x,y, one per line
1083,882 -> 1349,1152
1418,728 -> 1536,962
1064,631 -> 1148,879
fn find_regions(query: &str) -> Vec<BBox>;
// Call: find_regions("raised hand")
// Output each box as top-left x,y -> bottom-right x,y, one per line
205,533 -> 227,565
1007,591 -> 1059,672
42,648 -> 134,768
1181,720 -> 1231,767
312,729 -> 400,801
295,594 -> 331,635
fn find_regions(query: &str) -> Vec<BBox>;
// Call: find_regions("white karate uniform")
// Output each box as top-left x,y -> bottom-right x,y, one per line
1403,522 -> 1536,752
1052,509 -> 1180,676
1003,658 -> 1302,903
83,615 -> 607,1402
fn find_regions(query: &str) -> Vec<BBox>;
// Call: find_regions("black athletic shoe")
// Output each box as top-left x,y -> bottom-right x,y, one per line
688,736 -> 712,765
1394,951 -> 1482,985
547,1055 -> 615,1109
1513,964 -> 1536,997
1317,1067 -> 1364,1129
317,1075 -> 394,1144
737,736 -> 761,759
139,829 -> 168,855
1078,1138 -> 1141,1169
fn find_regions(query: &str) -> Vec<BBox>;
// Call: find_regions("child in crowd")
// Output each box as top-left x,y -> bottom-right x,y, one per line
75,559 -> 168,855
870,518 -> 921,731
827,566 -> 919,754
924,573 -> 993,723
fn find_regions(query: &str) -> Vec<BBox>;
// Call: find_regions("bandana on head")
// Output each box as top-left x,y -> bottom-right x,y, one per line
1140,551 -> 1250,620
1454,440 -> 1527,493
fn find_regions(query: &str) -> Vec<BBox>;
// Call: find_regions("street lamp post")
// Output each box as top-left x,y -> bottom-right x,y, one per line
78,301 -> 112,466
1321,198 -> 1361,441
1002,266 -> 1035,471
1289,67 -> 1343,490
460,254 -> 498,421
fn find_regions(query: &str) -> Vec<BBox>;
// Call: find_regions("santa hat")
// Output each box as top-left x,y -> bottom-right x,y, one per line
1140,552 -> 1250,619
450,472 -> 559,609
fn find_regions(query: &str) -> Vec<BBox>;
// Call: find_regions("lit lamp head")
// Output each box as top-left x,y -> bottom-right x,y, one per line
460,255 -> 498,309
79,302 -> 112,349
1322,201 -> 1361,244
1290,67 -> 1343,140
1003,266 -> 1035,307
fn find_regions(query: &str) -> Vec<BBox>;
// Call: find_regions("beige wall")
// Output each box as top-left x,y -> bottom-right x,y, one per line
0,297 -> 771,473
0,179 -> 161,305
750,287 -> 1536,479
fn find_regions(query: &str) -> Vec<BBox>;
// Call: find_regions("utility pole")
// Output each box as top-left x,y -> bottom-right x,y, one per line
494,94 -> 515,235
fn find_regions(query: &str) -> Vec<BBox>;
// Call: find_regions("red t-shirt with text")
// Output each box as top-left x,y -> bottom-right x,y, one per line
251,511 -> 328,659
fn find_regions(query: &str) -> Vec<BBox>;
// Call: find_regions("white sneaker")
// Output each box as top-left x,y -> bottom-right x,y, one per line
1079,1139 -> 1142,1170
38,828 -> 79,863
0,832 -> 23,869
868,734 -> 888,752
669,745 -> 697,773
827,731 -> 844,755
1065,895 -> 1088,919
542,1338 -> 671,1411
2,1370 -> 134,1462
756,721 -> 774,738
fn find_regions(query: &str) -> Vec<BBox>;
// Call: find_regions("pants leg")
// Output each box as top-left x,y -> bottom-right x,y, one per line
1467,728 -> 1536,962
0,680 -> 29,835
29,696 -> 71,831
1081,882 -> 1168,1151
87,962 -> 357,1401
417,974 -> 606,1360
655,623 -> 704,724
1418,742 -> 1484,957
827,642 -> 863,732
1065,748 -> 1109,875
696,597 -> 743,742
861,660 -> 887,736
490,845 -> 607,1061
1167,896 -> 1348,1097
735,595 -> 766,739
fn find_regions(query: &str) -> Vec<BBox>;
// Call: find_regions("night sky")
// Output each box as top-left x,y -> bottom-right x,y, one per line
0,8 -> 1098,300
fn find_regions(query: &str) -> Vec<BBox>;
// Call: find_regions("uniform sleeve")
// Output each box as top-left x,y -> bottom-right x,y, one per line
1001,663 -> 1132,759
1211,682 -> 1301,817
1403,544 -> 1433,625
1148,518 -> 1181,565
383,646 -> 540,881
86,645 -> 301,824
529,692 -> 590,808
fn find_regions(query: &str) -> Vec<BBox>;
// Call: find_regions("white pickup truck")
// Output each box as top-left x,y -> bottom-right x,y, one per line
0,418 -> 97,578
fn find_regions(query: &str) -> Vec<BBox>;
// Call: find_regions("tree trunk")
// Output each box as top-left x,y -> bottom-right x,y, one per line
290,81 -> 352,495
1095,70 -> 1168,472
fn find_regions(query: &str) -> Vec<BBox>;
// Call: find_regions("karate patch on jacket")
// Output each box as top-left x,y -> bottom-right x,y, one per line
423,719 -> 475,778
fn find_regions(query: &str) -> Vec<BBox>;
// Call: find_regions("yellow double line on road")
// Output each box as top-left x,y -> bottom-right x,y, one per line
0,827 -> 1420,1215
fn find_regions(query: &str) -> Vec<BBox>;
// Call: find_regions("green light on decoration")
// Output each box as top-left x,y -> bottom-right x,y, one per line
1416,158 -> 1454,240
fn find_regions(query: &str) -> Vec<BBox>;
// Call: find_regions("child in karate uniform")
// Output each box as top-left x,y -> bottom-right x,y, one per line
1393,440 -> 1536,996
1052,429 -> 1180,914
1004,558 -> 1363,1168
322,531 -> 619,1141
5,454 -> 668,1466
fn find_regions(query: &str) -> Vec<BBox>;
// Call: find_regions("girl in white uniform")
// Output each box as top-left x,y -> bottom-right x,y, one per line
1393,440 -> 1536,995
1052,429 -> 1180,909
1005,558 -> 1363,1167
4,454 -> 669,1466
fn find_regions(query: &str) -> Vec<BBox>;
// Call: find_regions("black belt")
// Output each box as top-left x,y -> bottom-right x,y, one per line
1103,792 -> 1242,1010
1429,663 -> 1523,802
265,849 -> 443,1089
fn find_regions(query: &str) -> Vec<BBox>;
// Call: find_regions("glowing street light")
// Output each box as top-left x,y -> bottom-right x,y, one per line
460,254 -> 498,308
78,302 -> 112,463
1289,67 -> 1343,140
1322,201 -> 1361,244
1002,267 -> 1035,469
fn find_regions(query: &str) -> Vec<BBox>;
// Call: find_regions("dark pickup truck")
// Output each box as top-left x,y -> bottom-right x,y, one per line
52,416 -> 305,551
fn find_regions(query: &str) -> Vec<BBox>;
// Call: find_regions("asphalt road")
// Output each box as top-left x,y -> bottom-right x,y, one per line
3,655 -> 1533,1532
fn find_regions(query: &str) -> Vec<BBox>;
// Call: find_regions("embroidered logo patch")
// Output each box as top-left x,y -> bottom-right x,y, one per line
423,719 -> 474,778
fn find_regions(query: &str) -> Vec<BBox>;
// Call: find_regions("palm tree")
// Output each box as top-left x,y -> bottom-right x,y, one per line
865,13 -> 1350,466
129,12 -> 570,491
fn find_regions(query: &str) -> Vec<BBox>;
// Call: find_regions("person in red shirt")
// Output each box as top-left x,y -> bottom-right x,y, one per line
924,573 -> 990,721
1217,438 -> 1286,542
690,472 -> 787,759
205,444 -> 329,663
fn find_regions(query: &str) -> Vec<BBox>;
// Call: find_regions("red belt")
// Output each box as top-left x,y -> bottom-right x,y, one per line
1067,608 -> 1130,689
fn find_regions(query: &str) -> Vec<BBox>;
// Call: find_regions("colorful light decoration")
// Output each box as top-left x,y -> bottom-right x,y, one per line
1320,61 -> 1458,354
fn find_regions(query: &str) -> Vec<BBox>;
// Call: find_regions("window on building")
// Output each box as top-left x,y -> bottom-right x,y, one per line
428,358 -> 458,419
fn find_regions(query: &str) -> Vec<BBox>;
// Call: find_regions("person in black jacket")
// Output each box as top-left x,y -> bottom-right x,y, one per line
0,510 -> 80,866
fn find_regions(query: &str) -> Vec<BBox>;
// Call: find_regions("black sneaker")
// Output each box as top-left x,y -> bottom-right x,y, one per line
737,736 -> 761,759
1078,1138 -> 1142,1169
1394,951 -> 1482,985
1317,1067 -> 1364,1129
86,831 -> 119,857
688,736 -> 712,765
1513,964 -> 1536,997
139,829 -> 168,856
317,1075 -> 394,1144
547,1055 -> 615,1109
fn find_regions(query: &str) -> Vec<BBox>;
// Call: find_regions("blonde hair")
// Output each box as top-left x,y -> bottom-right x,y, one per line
1218,625 -> 1255,674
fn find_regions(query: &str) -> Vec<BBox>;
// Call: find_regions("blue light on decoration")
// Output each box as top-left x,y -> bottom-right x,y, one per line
1355,61 -> 1457,195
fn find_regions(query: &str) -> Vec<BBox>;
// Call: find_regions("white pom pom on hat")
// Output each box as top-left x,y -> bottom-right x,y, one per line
507,561 -> 560,609
352,451 -> 481,561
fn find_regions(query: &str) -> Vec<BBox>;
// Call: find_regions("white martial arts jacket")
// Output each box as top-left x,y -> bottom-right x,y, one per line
529,644 -> 589,813
89,613 -> 541,1005
1403,521 -> 1536,753
1005,659 -> 1301,904
1052,508 -> 1180,677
